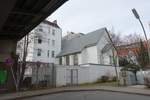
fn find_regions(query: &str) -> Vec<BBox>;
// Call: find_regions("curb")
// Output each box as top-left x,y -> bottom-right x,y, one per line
7,88 -> 150,100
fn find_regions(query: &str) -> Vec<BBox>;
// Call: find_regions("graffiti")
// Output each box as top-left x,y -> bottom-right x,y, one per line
0,69 -> 7,85
5,58 -> 14,67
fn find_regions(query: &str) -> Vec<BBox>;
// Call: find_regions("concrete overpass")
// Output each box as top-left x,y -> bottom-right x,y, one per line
0,0 -> 67,90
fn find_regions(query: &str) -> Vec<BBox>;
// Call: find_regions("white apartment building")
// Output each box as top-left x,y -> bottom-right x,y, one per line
17,20 -> 62,63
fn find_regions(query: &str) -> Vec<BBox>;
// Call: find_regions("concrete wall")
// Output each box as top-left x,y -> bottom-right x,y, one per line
31,63 -> 121,87
77,66 -> 89,84
55,64 -> 121,87
55,65 -> 90,86
56,67 -> 67,86
88,64 -> 121,82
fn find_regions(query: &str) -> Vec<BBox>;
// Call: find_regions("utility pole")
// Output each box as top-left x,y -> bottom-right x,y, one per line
112,49 -> 120,86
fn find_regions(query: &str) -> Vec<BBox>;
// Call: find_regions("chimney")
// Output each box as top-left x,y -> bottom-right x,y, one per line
53,20 -> 57,24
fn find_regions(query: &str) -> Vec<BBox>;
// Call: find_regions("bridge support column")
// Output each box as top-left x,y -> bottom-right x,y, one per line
0,39 -> 17,91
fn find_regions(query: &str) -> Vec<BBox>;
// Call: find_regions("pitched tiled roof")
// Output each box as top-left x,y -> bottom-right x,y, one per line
116,41 -> 148,57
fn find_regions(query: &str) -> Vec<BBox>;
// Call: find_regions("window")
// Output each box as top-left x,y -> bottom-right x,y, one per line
48,28 -> 51,34
38,25 -> 43,32
52,40 -> 55,46
38,38 -> 42,44
36,25 -> 43,32
47,50 -> 50,57
66,55 -> 70,65
39,28 -> 43,32
74,54 -> 78,65
48,39 -> 50,44
51,51 -> 55,58
59,57 -> 62,65
52,29 -> 55,36
37,49 -> 42,56
109,56 -> 112,64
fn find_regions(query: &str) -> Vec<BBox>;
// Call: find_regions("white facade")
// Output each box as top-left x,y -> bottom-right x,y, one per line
17,20 -> 62,63
81,46 -> 98,64
57,30 -> 118,66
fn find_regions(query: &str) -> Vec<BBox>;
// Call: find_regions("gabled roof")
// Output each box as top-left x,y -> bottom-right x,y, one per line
57,28 -> 108,57
43,20 -> 60,29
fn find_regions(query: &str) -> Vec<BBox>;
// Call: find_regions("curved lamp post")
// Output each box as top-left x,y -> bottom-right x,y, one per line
132,8 -> 150,62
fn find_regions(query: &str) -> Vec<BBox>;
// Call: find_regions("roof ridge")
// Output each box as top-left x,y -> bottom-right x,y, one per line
57,27 -> 107,57
63,27 -> 106,41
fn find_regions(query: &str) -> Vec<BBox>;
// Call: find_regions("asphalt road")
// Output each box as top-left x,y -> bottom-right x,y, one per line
22,91 -> 150,100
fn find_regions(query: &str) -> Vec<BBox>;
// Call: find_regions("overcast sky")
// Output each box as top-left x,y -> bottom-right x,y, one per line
48,0 -> 150,37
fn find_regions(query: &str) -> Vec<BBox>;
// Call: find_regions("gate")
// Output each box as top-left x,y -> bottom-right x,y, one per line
66,69 -> 78,85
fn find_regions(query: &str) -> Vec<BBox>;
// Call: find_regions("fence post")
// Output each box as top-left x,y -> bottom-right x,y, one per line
51,63 -> 56,88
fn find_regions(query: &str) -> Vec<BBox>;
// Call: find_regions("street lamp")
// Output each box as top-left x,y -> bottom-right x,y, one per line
132,8 -> 150,62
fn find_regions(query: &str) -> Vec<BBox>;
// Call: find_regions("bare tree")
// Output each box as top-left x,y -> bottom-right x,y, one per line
14,31 -> 36,90
109,28 -> 122,46
123,33 -> 143,44
16,29 -> 48,90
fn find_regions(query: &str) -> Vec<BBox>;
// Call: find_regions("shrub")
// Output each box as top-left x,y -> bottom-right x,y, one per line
101,76 -> 109,83
95,78 -> 101,83
112,76 -> 117,82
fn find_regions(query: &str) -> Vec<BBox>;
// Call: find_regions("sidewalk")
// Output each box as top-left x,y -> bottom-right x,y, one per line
1,85 -> 150,100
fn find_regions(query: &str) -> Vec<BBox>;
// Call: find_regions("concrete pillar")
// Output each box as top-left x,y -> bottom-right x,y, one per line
69,55 -> 74,65
0,40 -> 17,62
55,58 -> 59,65
62,56 -> 66,65
0,39 -> 17,90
